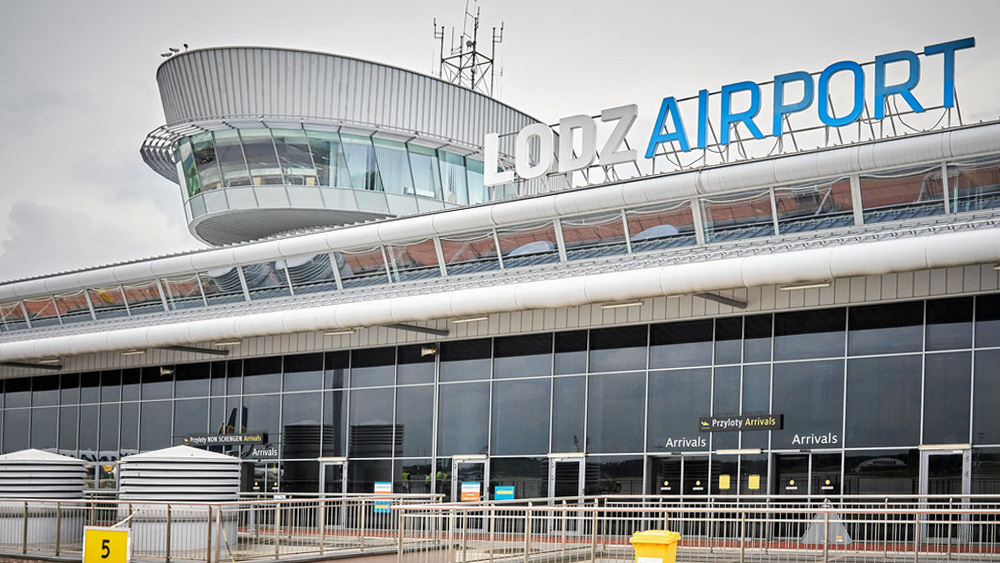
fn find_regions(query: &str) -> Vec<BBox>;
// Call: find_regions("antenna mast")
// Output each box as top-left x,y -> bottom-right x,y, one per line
433,0 -> 503,97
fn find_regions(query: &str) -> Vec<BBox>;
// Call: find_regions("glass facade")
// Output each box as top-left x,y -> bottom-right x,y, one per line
3,295 -> 999,497
171,128 -> 487,222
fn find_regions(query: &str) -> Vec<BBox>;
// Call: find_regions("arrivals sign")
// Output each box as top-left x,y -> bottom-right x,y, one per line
184,433 -> 266,446
485,38 -> 975,186
699,414 -> 783,432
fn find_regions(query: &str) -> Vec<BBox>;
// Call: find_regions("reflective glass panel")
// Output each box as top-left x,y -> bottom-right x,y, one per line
846,355 -> 921,447
351,347 -> 395,387
282,253 -> 338,295
386,239 -> 440,282
32,375 -> 59,407
59,406 -> 77,455
161,274 -> 206,310
589,325 -> 647,372
242,262 -> 289,300
973,350 -> 1000,444
283,353 -> 323,392
593,455 -> 643,495
437,382 -> 489,455
120,402 -> 138,455
323,390 -> 348,457
843,449 -> 918,495
4,377 -> 30,407
121,369 -> 140,401
23,296 -> 59,327
176,138 -> 200,197
860,165 -> 945,223
440,230 -> 500,276
173,399 -> 208,443
467,158 -> 486,204
408,144 -> 442,199
122,280 -> 163,316
306,130 -> 350,187
174,362 -> 210,398
924,352 -> 972,445
554,330 -> 587,375
774,308 -> 845,361
440,339 -> 491,381
647,368 -> 711,453
243,394 -> 279,439
53,291 -> 91,324
80,372 -> 100,404
561,211 -> 627,261
715,317 -> 742,364
214,130 -> 251,186
771,360 -> 844,449
0,301 -> 27,331
243,357 -> 281,394
3,410 -> 29,452
140,366 -> 172,400
79,405 -> 98,454
191,132 -> 221,191
100,371 -> 120,402
496,221 -> 560,268
241,129 -> 283,185
848,301 -> 923,356
340,134 -> 383,191
397,344 -> 435,385
701,189 -> 775,242
281,392 -> 323,458
744,314 -> 772,363
439,151 -> 468,204
774,178 -> 854,233
139,401 -> 172,451
347,459 -> 392,494
649,319 -> 713,368
741,364 -> 771,449
494,334 -> 552,379
272,129 -> 317,185
551,375 -> 586,453
60,373 -> 79,405
491,378 -> 550,455
338,247 -> 389,288
712,366 -> 741,450
975,294 -> 1000,348
372,138 -> 413,195
950,156 -> 1000,212
588,371 -> 645,453
926,296 -> 973,351
396,385 -> 434,457
490,457 -> 546,499
626,200 -> 697,252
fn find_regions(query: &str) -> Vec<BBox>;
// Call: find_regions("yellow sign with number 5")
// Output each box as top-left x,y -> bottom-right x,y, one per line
83,527 -> 130,563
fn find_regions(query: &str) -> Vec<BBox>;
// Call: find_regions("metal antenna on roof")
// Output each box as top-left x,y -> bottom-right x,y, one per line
432,0 -> 503,98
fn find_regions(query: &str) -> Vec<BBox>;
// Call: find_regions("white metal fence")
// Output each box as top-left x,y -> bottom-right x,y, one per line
0,495 -> 997,563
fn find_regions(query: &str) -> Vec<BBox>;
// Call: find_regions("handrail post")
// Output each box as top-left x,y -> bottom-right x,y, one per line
822,512 -> 829,563
206,505 -> 213,563
165,504 -> 172,563
590,500 -> 598,562
319,498 -> 326,556
461,512 -> 468,563
523,504 -> 531,563
739,511 -> 746,563
55,501 -> 62,557
214,504 -> 222,563
395,505 -> 403,561
274,502 -> 281,560
913,513 -> 920,563
22,501 -> 28,554
359,499 -> 367,550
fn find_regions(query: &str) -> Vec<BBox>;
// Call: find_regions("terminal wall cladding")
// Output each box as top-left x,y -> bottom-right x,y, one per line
3,121 -> 999,302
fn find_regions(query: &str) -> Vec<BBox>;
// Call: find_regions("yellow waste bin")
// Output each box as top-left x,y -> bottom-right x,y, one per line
629,529 -> 681,563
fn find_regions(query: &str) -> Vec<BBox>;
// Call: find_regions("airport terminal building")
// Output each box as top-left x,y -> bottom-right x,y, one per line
1,45 -> 1000,502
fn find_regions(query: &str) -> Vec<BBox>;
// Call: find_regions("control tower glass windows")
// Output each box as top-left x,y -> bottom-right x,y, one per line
241,129 -> 283,185
467,158 -> 486,205
176,139 -> 200,197
950,156 -> 1000,212
408,144 -> 442,199
191,132 -> 221,191
273,129 -> 317,185
341,133 -> 383,191
214,130 -> 251,187
860,165 -> 945,223
306,130 -> 351,187
373,138 -> 413,195
440,151 -> 469,205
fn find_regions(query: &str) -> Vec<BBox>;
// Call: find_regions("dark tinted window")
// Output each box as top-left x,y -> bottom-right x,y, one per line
741,364 -> 771,449
121,369 -> 140,401
715,318 -> 742,365
843,449 -> 918,495
5,378 -> 30,408
647,369 -> 710,452
926,297 -> 973,351
554,330 -> 587,375
712,366 -> 741,449
282,353 -> 324,391
440,339 -> 491,381
139,401 -> 172,451
349,388 -> 395,457
3,410 -> 29,451
174,363 -> 210,398
923,352 -> 972,445
281,392 -> 322,457
396,385 -> 434,457
397,344 -> 435,384
243,357 -> 281,394
551,376 -> 586,453
771,360 -> 844,449
588,371 -> 645,453
744,315 -> 772,363
974,350 -> 1000,444
60,373 -> 79,405
33,375 -> 60,407
649,320 -> 713,368
351,347 -> 395,387
589,325 -> 647,372
492,378 -> 550,454
846,355 -> 921,447
140,366 -> 172,400
437,382 -> 489,455
325,352 -> 349,389
80,372 -> 100,404
31,407 -> 57,449
494,334 -> 552,378
323,390 -> 348,457
848,302 -> 923,355
975,294 -> 1000,348
774,308 -> 845,360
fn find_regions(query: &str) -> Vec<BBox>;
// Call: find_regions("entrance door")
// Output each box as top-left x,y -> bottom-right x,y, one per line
451,457 -> 489,502
648,455 -> 710,537
319,460 -> 347,528
774,453 -> 842,496
919,449 -> 971,543
549,457 -> 585,498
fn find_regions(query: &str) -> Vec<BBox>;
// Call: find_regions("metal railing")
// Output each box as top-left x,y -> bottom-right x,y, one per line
0,495 -> 998,563
396,495 -> 1000,563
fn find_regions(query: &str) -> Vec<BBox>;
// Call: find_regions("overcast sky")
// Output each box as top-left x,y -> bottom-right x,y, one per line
0,0 -> 997,283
